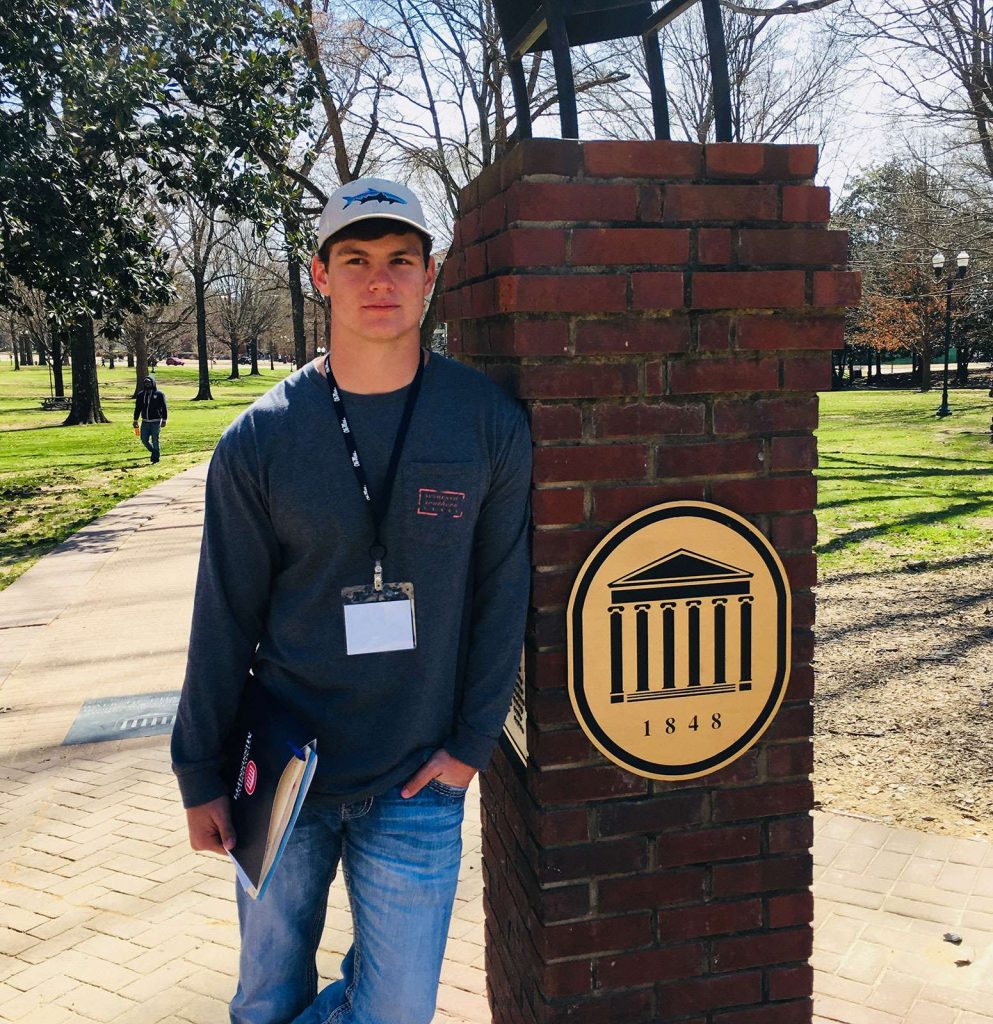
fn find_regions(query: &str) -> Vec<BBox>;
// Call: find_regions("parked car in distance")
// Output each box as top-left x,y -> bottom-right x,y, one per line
165,356 -> 185,365
238,356 -> 251,365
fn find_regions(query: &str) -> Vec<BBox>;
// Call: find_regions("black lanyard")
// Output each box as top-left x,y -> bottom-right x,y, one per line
324,349 -> 426,590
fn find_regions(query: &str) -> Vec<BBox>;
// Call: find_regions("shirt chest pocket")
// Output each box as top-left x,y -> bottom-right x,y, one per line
400,461 -> 483,548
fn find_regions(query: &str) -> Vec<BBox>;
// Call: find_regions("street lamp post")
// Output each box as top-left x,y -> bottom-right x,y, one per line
932,250 -> 969,418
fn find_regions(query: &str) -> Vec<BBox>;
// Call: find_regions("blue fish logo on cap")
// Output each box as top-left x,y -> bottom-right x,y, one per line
342,188 -> 407,208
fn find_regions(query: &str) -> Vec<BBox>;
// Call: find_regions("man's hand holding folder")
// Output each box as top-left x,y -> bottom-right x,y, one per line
187,795 -> 237,855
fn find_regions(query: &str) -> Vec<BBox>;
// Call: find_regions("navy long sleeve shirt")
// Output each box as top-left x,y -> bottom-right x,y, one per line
171,354 -> 532,808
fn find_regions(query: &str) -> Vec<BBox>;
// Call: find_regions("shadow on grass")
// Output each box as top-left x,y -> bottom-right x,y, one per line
819,550 -> 993,587
817,500 -> 992,556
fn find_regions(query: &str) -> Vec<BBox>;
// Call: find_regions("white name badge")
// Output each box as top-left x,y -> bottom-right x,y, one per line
341,582 -> 417,656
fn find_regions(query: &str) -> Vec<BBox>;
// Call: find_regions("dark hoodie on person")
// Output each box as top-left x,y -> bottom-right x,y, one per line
133,376 -> 168,423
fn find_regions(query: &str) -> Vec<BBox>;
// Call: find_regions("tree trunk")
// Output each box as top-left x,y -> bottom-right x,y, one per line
127,351 -> 134,368
63,318 -> 108,425
134,323 -> 149,386
12,339 -> 19,370
229,337 -> 240,379
919,345 -> 932,392
20,335 -> 34,365
876,351 -> 882,380
192,271 -> 214,401
51,329 -> 65,397
250,337 -> 260,375
288,251 -> 307,369
956,343 -> 969,384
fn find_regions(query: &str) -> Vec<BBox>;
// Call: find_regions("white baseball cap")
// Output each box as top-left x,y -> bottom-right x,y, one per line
316,177 -> 433,250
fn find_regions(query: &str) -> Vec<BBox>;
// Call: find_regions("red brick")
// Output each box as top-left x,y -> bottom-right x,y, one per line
767,963 -> 813,1000
458,179 -> 479,216
787,146 -> 819,178
531,403 -> 583,442
765,702 -> 814,742
659,440 -> 763,477
770,435 -> 817,471
783,553 -> 817,589
507,181 -> 638,223
713,782 -> 814,823
766,741 -> 813,779
531,728 -> 595,766
520,362 -> 639,399
488,228 -> 568,271
532,528 -> 601,567
714,999 -> 812,1024
539,990 -> 657,1024
737,315 -> 845,351
770,513 -> 817,550
503,137 -> 582,180
791,590 -> 816,628
712,926 -> 812,972
536,835 -> 646,884
497,274 -> 627,314
595,401 -> 705,438
704,142 -> 768,178
535,806 -> 591,846
570,228 -> 689,266
630,271 -> 685,310
665,184 -> 779,223
539,914 -> 652,958
583,140 -> 702,179
539,958 -> 593,998
658,899 -> 763,940
655,826 -> 761,868
460,207 -> 481,246
596,943 -> 706,987
713,396 -> 819,434
711,476 -> 816,513
712,854 -> 812,897
575,317 -> 689,355
787,664 -> 815,701
465,241 -> 486,280
657,972 -> 763,1015
782,185 -> 830,223
488,319 -> 570,357
533,488 -> 586,526
812,270 -> 862,307
698,228 -> 732,265
533,764 -> 649,804
692,271 -> 805,310
597,791 -> 708,837
534,444 -> 648,482
699,316 -> 732,351
592,482 -> 707,522
670,357 -> 778,395
637,183 -> 663,221
541,882 -> 591,925
533,650 -> 568,688
768,814 -> 813,855
481,194 -> 506,237
534,607 -> 566,647
737,229 -> 848,266
706,748 -> 761,786
782,354 -> 833,392
533,569 -> 576,608
598,868 -> 707,913
767,890 -> 814,929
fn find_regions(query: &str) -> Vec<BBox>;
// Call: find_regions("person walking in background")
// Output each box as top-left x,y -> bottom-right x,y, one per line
132,374 -> 167,464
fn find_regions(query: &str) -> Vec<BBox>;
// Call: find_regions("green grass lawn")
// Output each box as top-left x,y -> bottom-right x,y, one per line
2,357 -> 991,592
0,360 -> 293,591
815,386 -> 993,576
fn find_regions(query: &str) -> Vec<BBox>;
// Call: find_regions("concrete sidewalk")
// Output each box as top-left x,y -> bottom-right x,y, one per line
0,467 -> 990,1023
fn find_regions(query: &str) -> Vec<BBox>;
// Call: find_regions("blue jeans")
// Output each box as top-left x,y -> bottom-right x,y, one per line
140,420 -> 161,461
230,781 -> 466,1024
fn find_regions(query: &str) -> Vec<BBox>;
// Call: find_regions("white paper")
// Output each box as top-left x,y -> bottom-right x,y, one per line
344,598 -> 416,655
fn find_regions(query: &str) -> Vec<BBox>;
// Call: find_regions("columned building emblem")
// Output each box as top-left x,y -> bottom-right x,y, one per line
568,502 -> 791,780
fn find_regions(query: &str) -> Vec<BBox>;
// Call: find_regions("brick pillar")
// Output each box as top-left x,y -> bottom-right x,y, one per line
439,140 -> 860,1024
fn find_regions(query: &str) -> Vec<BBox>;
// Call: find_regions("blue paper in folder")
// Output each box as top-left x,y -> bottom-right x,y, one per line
224,677 -> 318,901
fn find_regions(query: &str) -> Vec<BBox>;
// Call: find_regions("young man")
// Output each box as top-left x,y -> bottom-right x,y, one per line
171,178 -> 532,1024
132,374 -> 167,463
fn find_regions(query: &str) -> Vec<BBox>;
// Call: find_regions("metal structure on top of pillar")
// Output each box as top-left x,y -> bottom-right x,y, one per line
492,0 -> 733,142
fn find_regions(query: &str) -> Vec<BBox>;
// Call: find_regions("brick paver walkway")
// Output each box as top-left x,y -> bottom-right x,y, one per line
0,465 -> 990,1023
